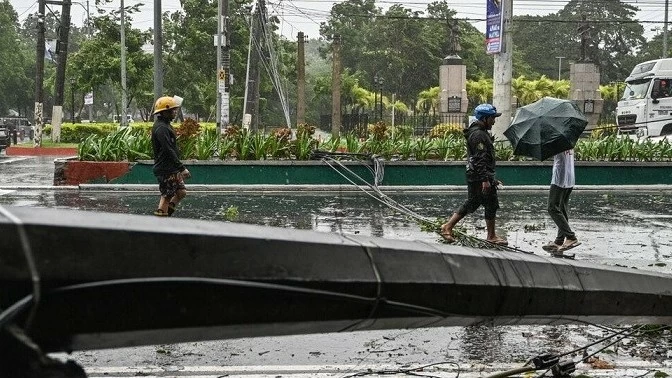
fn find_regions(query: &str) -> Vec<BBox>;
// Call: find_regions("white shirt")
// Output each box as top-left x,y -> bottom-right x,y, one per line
551,149 -> 575,188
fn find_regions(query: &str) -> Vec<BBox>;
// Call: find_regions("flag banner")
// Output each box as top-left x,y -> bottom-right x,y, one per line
486,0 -> 503,54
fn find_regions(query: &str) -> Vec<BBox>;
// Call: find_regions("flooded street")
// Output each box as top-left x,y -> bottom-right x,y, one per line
2,155 -> 672,376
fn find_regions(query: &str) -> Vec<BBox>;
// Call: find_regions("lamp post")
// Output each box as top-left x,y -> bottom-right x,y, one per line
555,56 -> 565,80
70,78 -> 75,124
374,76 -> 384,121
373,74 -> 379,122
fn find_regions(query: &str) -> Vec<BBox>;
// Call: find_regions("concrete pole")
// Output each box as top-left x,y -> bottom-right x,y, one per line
556,56 -> 565,80
216,0 -> 222,133
52,0 -> 72,142
296,31 -> 306,126
664,0 -> 669,58
222,0 -> 230,129
120,0 -> 128,127
492,0 -> 513,141
331,35 -> 342,138
154,0 -> 163,104
34,0 -> 46,147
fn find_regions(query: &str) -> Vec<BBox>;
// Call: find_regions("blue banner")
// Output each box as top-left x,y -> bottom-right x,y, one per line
486,0 -> 502,54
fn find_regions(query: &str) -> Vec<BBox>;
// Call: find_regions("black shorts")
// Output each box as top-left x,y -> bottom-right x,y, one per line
457,180 -> 500,220
156,172 -> 186,198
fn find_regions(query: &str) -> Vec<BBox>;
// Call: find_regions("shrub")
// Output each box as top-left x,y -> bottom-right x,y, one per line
429,123 -> 463,139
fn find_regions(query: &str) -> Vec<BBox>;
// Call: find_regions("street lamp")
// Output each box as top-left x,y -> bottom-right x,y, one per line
555,56 -> 565,80
373,74 -> 380,122
374,75 -> 384,121
70,78 -> 76,124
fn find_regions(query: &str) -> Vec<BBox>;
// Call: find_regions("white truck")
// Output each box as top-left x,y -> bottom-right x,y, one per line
617,58 -> 672,139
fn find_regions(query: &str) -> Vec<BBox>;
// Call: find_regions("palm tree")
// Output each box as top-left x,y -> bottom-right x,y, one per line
466,78 -> 493,105
416,87 -> 440,114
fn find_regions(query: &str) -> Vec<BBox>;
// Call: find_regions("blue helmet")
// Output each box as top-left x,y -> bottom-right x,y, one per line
473,104 -> 502,120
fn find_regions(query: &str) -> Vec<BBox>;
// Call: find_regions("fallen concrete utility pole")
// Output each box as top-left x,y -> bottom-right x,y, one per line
2,205 -> 672,356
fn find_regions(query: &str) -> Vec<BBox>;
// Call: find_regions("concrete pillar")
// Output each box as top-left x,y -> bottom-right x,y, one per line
439,55 -> 468,125
569,62 -> 603,131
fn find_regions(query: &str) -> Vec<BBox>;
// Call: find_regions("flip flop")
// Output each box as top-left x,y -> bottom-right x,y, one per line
558,240 -> 581,252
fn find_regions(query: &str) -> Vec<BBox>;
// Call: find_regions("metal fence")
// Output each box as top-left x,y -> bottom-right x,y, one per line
319,113 -> 469,136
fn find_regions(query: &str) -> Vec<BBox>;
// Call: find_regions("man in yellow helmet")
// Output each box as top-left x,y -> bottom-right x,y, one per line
151,95 -> 191,216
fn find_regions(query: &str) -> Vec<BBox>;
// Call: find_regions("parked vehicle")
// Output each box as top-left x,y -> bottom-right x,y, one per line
0,127 -> 10,153
617,58 -> 672,138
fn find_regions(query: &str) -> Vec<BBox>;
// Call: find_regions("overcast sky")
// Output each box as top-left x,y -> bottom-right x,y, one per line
10,0 -> 667,40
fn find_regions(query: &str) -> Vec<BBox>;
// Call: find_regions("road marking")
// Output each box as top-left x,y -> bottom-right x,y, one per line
0,189 -> 17,196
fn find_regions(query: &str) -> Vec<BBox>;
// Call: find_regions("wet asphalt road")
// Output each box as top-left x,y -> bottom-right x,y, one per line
2,153 -> 672,377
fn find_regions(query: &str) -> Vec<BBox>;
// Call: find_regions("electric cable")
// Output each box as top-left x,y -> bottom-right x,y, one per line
342,361 -> 461,377
315,151 -> 536,255
0,205 -> 41,331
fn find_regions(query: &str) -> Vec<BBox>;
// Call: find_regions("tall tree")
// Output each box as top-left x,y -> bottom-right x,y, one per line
67,9 -> 153,120
513,0 -> 645,84
0,0 -> 32,116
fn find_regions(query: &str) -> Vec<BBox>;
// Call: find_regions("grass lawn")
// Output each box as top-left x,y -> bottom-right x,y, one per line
12,141 -> 78,148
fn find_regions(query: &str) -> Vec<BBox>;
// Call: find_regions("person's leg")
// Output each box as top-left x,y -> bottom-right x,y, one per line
483,185 -> 506,244
167,173 -> 187,215
555,187 -> 575,241
155,176 -> 170,216
440,181 -> 480,241
547,185 -> 565,245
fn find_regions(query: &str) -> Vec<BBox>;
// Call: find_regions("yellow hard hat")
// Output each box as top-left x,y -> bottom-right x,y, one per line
153,96 -> 181,115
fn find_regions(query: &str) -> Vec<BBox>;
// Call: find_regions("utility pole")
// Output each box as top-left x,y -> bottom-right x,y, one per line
296,31 -> 306,126
34,0 -> 46,147
331,34 -> 342,138
555,56 -> 565,80
664,0 -> 669,58
242,8 -> 253,129
120,0 -> 128,127
216,0 -> 230,133
154,0 -> 163,103
246,4 -> 261,132
52,0 -> 72,142
492,0 -> 513,141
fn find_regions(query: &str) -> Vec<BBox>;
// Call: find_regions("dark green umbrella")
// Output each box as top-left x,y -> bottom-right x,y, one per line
504,97 -> 588,161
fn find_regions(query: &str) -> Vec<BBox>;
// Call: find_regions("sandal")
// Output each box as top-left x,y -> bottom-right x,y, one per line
154,209 -> 169,217
558,239 -> 581,252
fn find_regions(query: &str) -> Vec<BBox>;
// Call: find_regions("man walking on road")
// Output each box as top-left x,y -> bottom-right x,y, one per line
440,103 -> 508,246
151,96 -> 190,217
543,149 -> 580,253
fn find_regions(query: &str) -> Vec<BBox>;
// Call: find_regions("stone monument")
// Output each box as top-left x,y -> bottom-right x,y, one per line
439,19 -> 468,121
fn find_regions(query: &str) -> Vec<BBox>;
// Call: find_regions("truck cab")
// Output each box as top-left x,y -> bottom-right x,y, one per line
617,58 -> 672,139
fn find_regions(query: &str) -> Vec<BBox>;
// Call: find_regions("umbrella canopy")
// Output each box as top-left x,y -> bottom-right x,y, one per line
504,97 -> 588,161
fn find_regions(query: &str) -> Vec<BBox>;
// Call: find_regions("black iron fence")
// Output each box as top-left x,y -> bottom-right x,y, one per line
319,113 -> 469,137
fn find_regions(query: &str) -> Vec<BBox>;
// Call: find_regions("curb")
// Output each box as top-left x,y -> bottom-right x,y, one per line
2,184 -> 672,192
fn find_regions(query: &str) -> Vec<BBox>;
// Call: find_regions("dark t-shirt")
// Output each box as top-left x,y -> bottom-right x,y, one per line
151,117 -> 184,176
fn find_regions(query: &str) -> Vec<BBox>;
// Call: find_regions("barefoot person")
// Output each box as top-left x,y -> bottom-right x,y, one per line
542,149 -> 580,253
151,96 -> 191,217
440,104 -> 508,245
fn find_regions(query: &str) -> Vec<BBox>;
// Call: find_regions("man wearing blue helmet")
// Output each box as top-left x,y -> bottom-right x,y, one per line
440,103 -> 508,245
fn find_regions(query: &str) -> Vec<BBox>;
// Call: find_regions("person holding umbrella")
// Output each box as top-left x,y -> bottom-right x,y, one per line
543,149 -> 581,253
440,103 -> 508,246
503,97 -> 588,255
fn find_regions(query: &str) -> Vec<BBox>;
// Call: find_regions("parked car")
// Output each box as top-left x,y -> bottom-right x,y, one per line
0,127 -> 10,153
